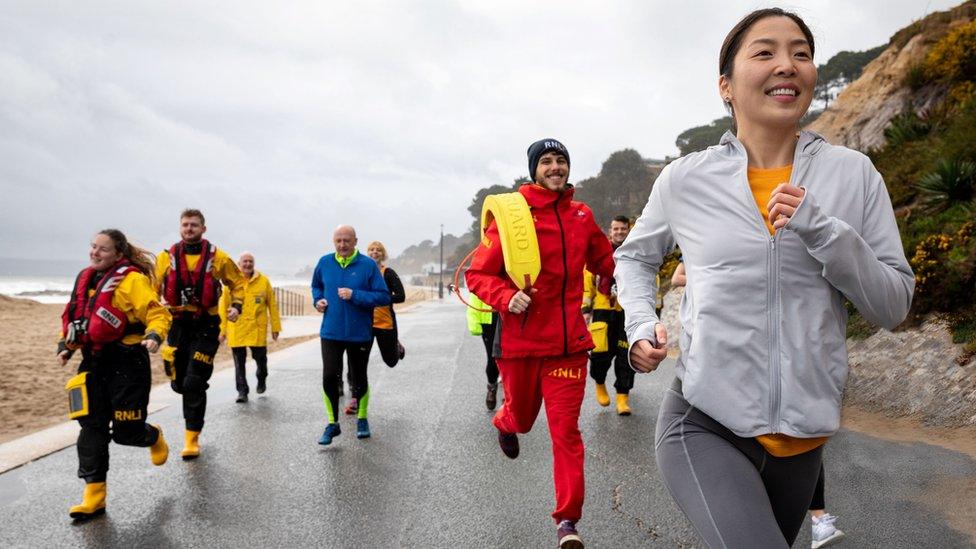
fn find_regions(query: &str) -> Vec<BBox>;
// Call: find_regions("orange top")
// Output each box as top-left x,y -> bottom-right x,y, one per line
747,165 -> 793,235
372,266 -> 394,330
373,305 -> 393,330
755,433 -> 828,458
748,165 -> 829,457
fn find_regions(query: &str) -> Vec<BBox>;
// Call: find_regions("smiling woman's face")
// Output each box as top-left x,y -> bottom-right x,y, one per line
720,16 -> 817,135
90,233 -> 122,272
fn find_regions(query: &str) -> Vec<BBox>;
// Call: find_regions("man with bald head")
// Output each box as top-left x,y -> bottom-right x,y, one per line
311,225 -> 391,445
219,252 -> 281,403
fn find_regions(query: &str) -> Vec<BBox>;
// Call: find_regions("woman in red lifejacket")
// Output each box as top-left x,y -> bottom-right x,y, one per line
58,229 -> 172,520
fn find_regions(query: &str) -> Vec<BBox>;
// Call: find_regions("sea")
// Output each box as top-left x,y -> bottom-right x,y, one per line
0,257 -> 314,304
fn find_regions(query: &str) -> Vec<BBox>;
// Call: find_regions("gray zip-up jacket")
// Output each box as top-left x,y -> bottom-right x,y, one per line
615,130 -> 914,438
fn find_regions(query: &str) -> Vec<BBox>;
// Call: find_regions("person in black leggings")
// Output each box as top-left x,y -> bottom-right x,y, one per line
365,241 -> 406,371
312,225 -> 391,444
467,291 -> 499,410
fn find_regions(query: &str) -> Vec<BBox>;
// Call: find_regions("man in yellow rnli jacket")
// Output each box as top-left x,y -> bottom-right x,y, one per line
219,251 -> 281,403
582,215 -> 635,416
155,208 -> 245,459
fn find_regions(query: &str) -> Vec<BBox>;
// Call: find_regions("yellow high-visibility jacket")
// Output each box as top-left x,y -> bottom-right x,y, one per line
154,246 -> 245,316
466,292 -> 494,336
582,269 -> 664,312
582,269 -> 622,312
219,271 -> 281,347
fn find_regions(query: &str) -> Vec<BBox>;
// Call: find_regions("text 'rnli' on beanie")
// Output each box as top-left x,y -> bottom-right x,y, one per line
527,139 -> 570,182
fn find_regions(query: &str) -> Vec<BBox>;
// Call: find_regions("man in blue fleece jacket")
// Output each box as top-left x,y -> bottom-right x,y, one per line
311,225 -> 390,445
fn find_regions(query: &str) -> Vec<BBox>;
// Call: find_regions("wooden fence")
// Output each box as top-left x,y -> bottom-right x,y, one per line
273,287 -> 306,316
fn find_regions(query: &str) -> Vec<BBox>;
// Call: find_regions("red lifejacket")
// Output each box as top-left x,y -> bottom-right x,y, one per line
62,261 -> 142,349
162,239 -> 221,311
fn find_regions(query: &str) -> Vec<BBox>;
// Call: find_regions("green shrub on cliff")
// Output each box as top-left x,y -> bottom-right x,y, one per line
915,158 -> 976,211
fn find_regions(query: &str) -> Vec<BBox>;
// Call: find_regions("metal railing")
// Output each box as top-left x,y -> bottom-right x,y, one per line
273,287 -> 306,316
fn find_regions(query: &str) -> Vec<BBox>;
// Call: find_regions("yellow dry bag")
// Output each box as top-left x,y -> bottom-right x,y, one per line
481,193 -> 541,290
588,321 -> 609,353
65,372 -> 90,420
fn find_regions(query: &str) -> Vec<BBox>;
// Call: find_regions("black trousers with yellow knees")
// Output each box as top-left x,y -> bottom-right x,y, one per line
76,343 -> 159,483
167,313 -> 221,431
320,338 -> 370,422
589,309 -> 634,394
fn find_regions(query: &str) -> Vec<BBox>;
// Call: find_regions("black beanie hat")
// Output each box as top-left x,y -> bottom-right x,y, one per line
527,138 -> 570,181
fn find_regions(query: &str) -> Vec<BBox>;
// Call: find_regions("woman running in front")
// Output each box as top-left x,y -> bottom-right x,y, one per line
58,229 -> 172,520
614,8 -> 913,548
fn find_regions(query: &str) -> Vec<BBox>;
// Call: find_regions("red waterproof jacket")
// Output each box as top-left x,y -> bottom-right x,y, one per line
466,183 -> 615,358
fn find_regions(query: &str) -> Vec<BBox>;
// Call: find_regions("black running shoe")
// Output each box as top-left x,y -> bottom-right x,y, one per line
498,431 -> 519,459
557,520 -> 584,548
486,383 -> 498,411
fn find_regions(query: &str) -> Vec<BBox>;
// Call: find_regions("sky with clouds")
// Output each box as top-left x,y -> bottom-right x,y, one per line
0,0 -> 960,273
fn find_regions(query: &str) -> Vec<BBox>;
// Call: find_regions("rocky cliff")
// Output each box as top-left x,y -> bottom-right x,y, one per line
807,1 -> 976,150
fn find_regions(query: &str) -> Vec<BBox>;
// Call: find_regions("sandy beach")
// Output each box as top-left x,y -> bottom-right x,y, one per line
0,286 -> 430,444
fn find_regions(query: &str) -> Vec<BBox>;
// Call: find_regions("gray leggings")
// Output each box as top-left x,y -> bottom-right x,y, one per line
656,378 -> 823,548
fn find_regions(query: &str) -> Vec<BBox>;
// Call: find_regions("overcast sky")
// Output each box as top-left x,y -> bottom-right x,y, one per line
0,0 -> 959,273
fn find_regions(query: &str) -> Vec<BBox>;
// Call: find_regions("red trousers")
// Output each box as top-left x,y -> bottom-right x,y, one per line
493,352 -> 588,523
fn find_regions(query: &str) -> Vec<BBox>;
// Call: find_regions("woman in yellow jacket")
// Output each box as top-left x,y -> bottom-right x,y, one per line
219,252 -> 281,402
58,229 -> 172,520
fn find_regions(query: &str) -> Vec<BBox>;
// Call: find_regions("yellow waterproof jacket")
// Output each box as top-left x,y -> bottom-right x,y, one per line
466,292 -> 494,335
582,269 -> 622,312
62,271 -> 172,345
154,246 -> 245,316
219,271 -> 281,347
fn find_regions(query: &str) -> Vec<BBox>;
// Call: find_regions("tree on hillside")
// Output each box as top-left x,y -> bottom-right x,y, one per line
575,149 -> 662,228
814,45 -> 886,108
675,117 -> 732,156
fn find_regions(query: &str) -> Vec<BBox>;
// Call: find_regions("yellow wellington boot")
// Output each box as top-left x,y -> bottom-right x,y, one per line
595,384 -> 610,407
69,482 -> 106,520
150,425 -> 168,466
616,393 -> 632,416
181,429 -> 200,460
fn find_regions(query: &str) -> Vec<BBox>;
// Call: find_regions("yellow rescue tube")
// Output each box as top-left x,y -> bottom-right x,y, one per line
481,192 -> 540,290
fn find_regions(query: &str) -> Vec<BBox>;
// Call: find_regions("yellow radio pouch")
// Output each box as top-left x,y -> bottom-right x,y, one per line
65,372 -> 90,420
162,344 -> 177,380
481,193 -> 540,290
588,321 -> 609,353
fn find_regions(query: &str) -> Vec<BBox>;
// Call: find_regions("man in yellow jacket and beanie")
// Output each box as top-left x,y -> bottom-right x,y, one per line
220,251 -> 281,403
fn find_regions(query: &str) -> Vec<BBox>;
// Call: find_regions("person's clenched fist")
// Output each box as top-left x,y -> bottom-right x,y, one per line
629,323 -> 669,373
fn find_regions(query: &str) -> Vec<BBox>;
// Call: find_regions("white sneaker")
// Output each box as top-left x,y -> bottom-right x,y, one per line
811,513 -> 845,548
